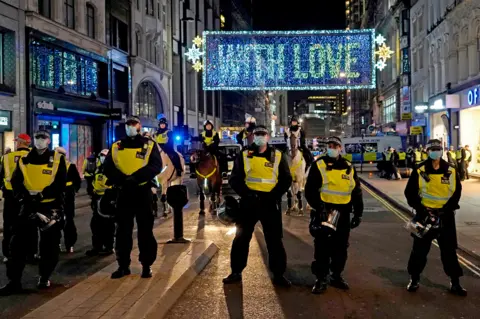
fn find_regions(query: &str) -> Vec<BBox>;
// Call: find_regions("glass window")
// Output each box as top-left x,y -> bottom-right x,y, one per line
383,95 -> 396,123
39,0 -> 52,19
0,33 -> 3,85
137,0 -> 140,10
86,4 -> 95,39
135,31 -> 141,56
134,81 -> 162,119
64,0 -> 75,29
162,2 -> 167,30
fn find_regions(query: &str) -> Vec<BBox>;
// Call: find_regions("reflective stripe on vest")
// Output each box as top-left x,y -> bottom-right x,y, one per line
18,151 -> 63,203
455,150 -> 462,159
317,160 -> 356,205
66,162 -> 73,186
243,149 -> 281,192
111,141 -> 154,183
3,149 -> 29,190
202,130 -> 217,146
418,166 -> 456,209
93,172 -> 111,195
155,131 -> 169,144
386,152 -> 392,161
398,152 -> 406,160
414,151 -> 422,161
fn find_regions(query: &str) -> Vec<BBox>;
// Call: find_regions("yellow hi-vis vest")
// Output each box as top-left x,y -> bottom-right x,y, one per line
386,152 -> 392,161
465,150 -> 471,161
414,151 -> 422,162
93,169 -> 111,195
202,130 -> 217,146
66,162 -> 73,187
418,165 -> 456,209
317,160 -> 356,205
155,130 -> 169,144
421,152 -> 428,160
448,151 -> 456,161
243,149 -> 282,192
399,152 -> 406,160
111,140 -> 154,184
2,149 -> 30,190
18,151 -> 63,203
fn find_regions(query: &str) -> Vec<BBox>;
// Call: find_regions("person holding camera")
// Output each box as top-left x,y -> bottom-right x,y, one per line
224,125 -> 292,287
404,139 -> 466,296
305,136 -> 363,294
0,130 -> 67,295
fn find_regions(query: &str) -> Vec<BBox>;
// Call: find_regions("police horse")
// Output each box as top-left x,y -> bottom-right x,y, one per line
190,147 -> 222,215
156,145 -> 186,217
285,132 -> 307,215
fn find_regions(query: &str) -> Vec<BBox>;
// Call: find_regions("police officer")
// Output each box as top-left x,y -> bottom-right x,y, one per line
404,139 -> 466,296
397,148 -> 407,168
447,145 -> 457,168
224,125 -> 292,286
284,116 -> 313,168
104,116 -> 162,279
0,134 -> 31,262
464,145 -> 472,180
55,147 -> 81,253
0,130 -> 67,295
419,145 -> 429,161
82,152 -> 97,196
236,116 -> 256,147
456,145 -> 467,181
155,117 -> 183,176
200,120 -> 223,172
86,149 -> 115,256
305,136 -> 363,294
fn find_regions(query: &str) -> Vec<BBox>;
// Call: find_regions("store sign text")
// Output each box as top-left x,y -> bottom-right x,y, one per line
36,101 -> 55,111
0,117 -> 8,126
468,87 -> 480,106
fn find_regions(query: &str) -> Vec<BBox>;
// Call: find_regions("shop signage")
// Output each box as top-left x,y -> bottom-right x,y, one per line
0,110 -> 12,132
401,113 -> 412,120
410,126 -> 423,135
110,108 -> 123,120
36,101 -> 55,111
414,102 -> 429,112
430,99 -> 444,110
467,87 -> 480,106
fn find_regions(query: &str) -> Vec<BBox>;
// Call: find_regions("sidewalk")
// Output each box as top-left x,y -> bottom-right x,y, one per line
360,173 -> 480,259
0,189 -> 90,233
21,217 -> 218,319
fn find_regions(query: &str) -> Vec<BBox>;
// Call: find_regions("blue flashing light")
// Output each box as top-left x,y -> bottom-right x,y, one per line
175,135 -> 181,141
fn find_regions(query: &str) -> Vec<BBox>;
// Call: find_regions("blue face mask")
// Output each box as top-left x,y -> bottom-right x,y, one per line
327,148 -> 339,158
429,150 -> 443,160
125,125 -> 138,137
254,136 -> 267,146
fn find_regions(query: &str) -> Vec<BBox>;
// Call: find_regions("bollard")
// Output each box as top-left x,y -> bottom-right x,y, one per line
166,185 -> 191,243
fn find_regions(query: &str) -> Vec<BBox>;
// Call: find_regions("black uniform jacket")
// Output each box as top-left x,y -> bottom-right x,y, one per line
103,134 -> 163,187
404,159 -> 462,217
0,147 -> 30,190
11,148 -> 67,202
67,163 -> 82,193
200,130 -> 220,148
229,144 -> 292,199
305,156 -> 363,217
156,128 -> 174,149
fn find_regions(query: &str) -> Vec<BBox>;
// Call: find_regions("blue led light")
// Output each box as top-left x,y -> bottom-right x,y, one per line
202,29 -> 376,91
175,135 -> 181,141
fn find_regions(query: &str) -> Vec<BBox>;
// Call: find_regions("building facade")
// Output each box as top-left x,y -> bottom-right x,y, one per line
0,0 -> 26,153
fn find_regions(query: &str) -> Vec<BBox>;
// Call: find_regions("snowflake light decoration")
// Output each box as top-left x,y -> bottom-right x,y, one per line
375,34 -> 386,45
185,45 -> 204,63
192,61 -> 203,72
374,33 -> 393,71
185,36 -> 205,72
375,59 -> 387,71
193,36 -> 204,47
375,44 -> 394,60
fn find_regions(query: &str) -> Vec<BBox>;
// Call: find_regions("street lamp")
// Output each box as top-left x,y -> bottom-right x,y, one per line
178,15 -> 195,127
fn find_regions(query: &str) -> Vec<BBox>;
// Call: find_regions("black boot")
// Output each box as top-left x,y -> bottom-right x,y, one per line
99,248 -> 114,256
272,275 -> 292,288
111,267 -> 131,279
222,273 -> 242,284
407,276 -> 420,292
0,281 -> 22,296
37,277 -> 51,289
141,266 -> 153,278
450,278 -> 467,296
329,274 -> 349,290
312,277 -> 328,294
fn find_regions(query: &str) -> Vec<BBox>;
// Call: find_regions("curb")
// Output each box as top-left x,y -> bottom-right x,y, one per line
360,177 -> 480,261
145,241 -> 219,319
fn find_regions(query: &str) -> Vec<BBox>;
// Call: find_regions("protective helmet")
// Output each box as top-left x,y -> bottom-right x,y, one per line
98,190 -> 117,219
217,196 -> 240,226
159,117 -> 168,125
203,119 -> 214,129
426,139 -> 442,151
290,116 -> 298,124
99,149 -> 109,156
55,147 -> 67,156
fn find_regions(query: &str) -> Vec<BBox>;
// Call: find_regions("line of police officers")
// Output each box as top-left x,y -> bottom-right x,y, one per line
224,129 -> 467,296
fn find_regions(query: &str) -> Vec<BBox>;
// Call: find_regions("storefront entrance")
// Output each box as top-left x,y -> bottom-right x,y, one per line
459,106 -> 480,175
430,111 -> 448,148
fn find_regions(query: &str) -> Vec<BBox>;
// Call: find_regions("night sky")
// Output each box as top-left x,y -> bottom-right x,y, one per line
252,1 -> 346,31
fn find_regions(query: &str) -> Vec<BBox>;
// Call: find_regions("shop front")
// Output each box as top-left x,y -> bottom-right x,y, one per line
457,85 -> 480,175
0,110 -> 14,154
426,95 -> 449,148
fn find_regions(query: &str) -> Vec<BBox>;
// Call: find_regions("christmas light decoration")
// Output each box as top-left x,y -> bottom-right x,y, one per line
374,34 -> 393,71
375,59 -> 387,71
185,36 -> 206,73
374,34 -> 386,45
375,44 -> 393,60
193,36 -> 203,47
192,61 -> 203,72
185,45 -> 204,63
202,29 -> 376,91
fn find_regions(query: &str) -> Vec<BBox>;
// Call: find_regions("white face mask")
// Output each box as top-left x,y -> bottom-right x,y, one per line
254,135 -> 267,146
34,138 -> 48,150
100,156 -> 105,164
125,125 -> 138,137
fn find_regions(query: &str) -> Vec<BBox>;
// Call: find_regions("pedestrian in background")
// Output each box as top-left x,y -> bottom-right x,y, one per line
447,145 -> 457,169
305,136 -> 363,294
464,145 -> 472,180
224,125 -> 292,287
456,145 -> 466,181
404,139 -> 466,296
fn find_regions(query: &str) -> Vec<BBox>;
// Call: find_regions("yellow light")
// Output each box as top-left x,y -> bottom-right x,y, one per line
375,44 -> 394,60
192,36 -> 203,47
220,15 -> 225,23
193,61 -> 203,72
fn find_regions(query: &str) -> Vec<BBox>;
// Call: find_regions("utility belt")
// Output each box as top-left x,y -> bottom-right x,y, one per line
19,203 -> 64,231
405,207 -> 447,239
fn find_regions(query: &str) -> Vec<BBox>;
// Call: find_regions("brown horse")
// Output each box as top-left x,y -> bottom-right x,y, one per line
190,149 -> 222,215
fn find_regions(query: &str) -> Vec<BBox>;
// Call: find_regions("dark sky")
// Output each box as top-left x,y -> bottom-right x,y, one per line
252,1 -> 346,31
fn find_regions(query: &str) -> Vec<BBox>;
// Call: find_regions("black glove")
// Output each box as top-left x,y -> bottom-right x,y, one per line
350,215 -> 362,229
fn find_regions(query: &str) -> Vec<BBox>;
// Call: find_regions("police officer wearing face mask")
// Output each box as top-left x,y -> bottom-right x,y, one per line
0,130 -> 67,295
305,136 -> 363,294
155,117 -> 183,177
224,125 -> 292,287
0,134 -> 31,263
103,116 -> 162,279
86,149 -> 115,257
404,139 -> 466,296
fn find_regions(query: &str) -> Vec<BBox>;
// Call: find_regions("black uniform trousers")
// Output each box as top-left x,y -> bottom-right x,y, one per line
7,203 -> 62,282
90,194 -> 115,251
2,190 -> 19,258
115,185 -> 157,268
62,188 -> 77,249
311,210 -> 351,278
408,212 -> 463,279
457,160 -> 466,180
230,196 -> 287,276
85,176 -> 94,196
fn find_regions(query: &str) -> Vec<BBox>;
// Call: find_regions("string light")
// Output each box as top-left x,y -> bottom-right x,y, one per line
374,34 -> 386,45
185,36 -> 205,73
202,29 -> 376,91
192,61 -> 203,72
185,45 -> 204,63
374,34 -> 393,71
193,36 -> 203,47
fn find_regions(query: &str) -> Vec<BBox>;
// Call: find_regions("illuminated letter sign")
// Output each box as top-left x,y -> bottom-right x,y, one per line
468,87 -> 479,106
203,30 -> 376,91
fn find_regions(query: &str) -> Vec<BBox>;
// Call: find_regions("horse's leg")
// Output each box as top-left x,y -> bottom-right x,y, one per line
199,185 -> 206,215
297,190 -> 304,216
286,189 -> 292,215
209,190 -> 216,213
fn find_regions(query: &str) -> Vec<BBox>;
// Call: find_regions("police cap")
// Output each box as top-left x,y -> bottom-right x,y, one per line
34,130 -> 50,139
126,116 -> 141,125
253,125 -> 269,135
426,139 -> 442,151
326,136 -> 342,146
